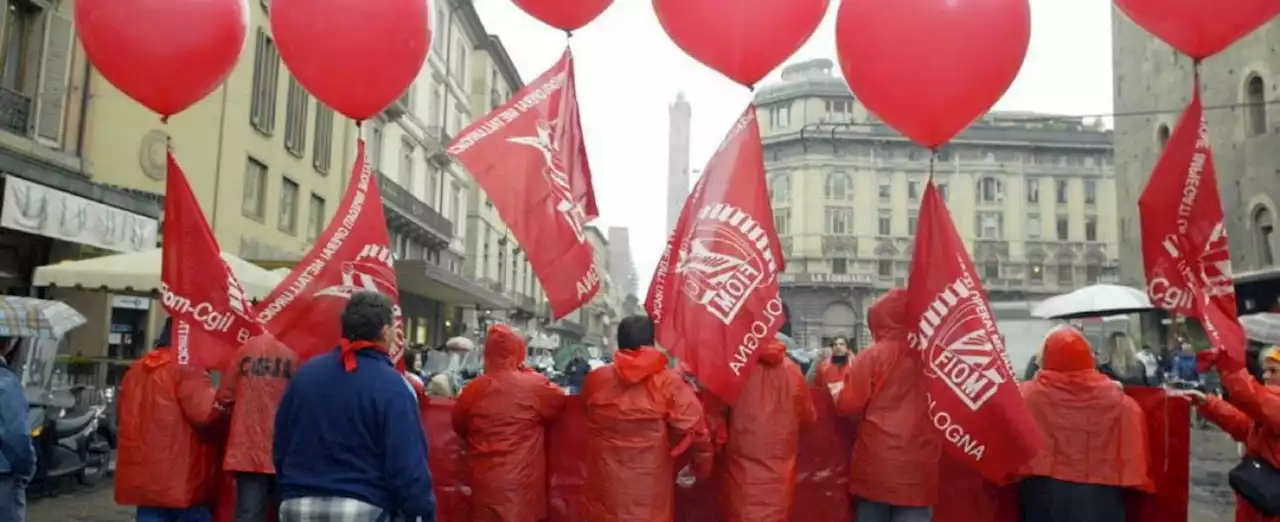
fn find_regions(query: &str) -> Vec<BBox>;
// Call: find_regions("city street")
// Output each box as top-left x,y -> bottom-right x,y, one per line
26,428 -> 1240,522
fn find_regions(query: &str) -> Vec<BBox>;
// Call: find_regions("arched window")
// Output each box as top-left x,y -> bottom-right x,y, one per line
1247,74 -> 1267,137
825,172 -> 853,200
1157,124 -> 1171,149
1255,205 -> 1275,266
770,174 -> 791,204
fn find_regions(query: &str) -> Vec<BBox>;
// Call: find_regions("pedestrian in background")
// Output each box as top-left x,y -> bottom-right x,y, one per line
0,338 -> 33,522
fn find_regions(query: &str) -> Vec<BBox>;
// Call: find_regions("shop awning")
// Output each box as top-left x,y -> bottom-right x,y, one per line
32,248 -> 285,299
395,259 -> 513,310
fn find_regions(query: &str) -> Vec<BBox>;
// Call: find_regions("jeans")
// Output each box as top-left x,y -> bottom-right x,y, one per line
856,499 -> 932,522
234,472 -> 279,522
135,506 -> 211,522
0,476 -> 25,522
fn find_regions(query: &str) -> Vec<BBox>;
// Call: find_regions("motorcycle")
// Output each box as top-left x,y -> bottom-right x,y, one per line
27,384 -> 115,494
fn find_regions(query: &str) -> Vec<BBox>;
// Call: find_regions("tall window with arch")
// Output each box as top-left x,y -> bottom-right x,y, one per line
1255,205 -> 1275,267
977,176 -> 1003,203
773,209 -> 791,236
825,172 -> 853,201
1247,74 -> 1267,137
770,173 -> 791,204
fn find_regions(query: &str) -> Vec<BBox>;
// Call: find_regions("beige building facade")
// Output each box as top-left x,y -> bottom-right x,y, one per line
759,59 -> 1119,350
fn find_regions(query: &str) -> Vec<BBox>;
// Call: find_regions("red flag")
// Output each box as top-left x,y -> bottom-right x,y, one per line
446,48 -> 600,318
1138,90 -> 1240,360
644,105 -> 785,404
905,180 -> 1041,482
254,140 -> 405,363
160,152 -> 262,369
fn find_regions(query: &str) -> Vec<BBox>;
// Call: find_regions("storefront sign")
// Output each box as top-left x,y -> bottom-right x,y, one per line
111,295 -> 152,310
778,273 -> 873,285
1,176 -> 159,252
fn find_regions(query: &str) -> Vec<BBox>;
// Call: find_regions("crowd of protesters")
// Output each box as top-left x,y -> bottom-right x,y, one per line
85,288 -> 1279,522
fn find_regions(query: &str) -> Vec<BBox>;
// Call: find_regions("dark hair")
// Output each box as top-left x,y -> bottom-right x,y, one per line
617,315 -> 655,350
341,291 -> 395,343
778,302 -> 793,337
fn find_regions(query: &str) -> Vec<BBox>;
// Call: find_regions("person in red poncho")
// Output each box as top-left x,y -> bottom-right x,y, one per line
709,336 -> 817,522
580,315 -> 714,522
1016,325 -> 1152,522
814,336 -> 854,395
216,333 -> 298,522
1187,345 -> 1280,522
451,323 -> 566,522
835,288 -> 939,522
116,318 -> 226,522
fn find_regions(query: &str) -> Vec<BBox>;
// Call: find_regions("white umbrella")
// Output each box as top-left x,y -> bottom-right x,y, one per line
1241,313 -> 1280,345
1031,284 -> 1153,320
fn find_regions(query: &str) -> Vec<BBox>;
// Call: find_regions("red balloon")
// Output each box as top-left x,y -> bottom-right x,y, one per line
76,0 -> 248,117
836,0 -> 1030,149
1114,0 -> 1280,60
653,0 -> 829,88
271,0 -> 429,121
512,0 -> 613,32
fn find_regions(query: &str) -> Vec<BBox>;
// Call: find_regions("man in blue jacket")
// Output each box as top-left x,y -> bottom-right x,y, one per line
0,337 -> 33,522
273,291 -> 435,522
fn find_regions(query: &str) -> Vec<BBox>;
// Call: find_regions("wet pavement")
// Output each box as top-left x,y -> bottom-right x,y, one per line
26,428 -> 1243,522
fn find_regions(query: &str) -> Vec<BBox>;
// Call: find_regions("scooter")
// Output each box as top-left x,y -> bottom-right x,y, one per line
27,385 -> 114,495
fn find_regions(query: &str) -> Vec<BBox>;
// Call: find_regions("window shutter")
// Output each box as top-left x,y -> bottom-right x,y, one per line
36,12 -> 74,145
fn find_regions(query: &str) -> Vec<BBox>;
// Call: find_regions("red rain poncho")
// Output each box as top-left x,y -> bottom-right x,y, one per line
218,334 -> 297,474
712,338 -> 817,522
451,325 -> 566,522
836,289 -> 941,507
1198,368 -> 1280,522
115,348 -> 223,508
580,346 -> 713,522
1018,327 -> 1152,491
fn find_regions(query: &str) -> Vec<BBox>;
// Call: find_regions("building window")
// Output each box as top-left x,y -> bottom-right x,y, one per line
1055,216 -> 1069,240
878,260 -> 893,278
908,181 -> 920,201
283,78 -> 309,157
977,176 -> 1002,203
983,258 -> 999,280
243,158 -> 267,219
825,207 -> 853,235
369,123 -> 384,170
1085,216 -> 1098,242
1027,214 -> 1042,239
1026,178 -> 1040,203
831,258 -> 847,274
769,103 -> 791,129
937,182 -> 949,201
452,37 -> 469,86
1028,262 -> 1044,283
1057,264 -> 1073,285
878,210 -> 891,236
774,209 -> 790,235
250,29 -> 280,135
977,212 -> 1003,240
1157,124 -> 1171,149
1084,179 -> 1097,205
1247,74 -> 1267,137
825,172 -> 853,200
1086,263 -> 1102,284
824,99 -> 852,122
1054,179 -> 1068,204
908,212 -> 918,235
451,182 -> 463,236
878,175 -> 891,201
307,193 -> 325,242
312,105 -> 334,174
1255,205 -> 1275,266
770,174 -> 790,204
399,140 -> 415,187
278,176 -> 299,234
0,2 -> 33,93
432,5 -> 446,55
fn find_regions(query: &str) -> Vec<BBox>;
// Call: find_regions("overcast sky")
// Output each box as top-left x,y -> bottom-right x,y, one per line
471,0 -> 1116,297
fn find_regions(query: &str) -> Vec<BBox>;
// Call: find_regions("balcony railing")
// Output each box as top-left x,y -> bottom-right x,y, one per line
0,87 -> 30,136
376,171 -> 453,243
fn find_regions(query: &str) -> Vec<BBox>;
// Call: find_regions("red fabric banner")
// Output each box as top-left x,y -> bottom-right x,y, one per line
446,48 -> 600,319
254,140 -> 405,363
1138,90 -> 1241,360
159,152 -> 262,369
644,105 -> 785,404
421,386 -> 1189,522
903,180 -> 1042,482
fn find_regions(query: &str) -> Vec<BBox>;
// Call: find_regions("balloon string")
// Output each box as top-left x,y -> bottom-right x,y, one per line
1192,59 -> 1202,94
159,115 -> 169,125
928,149 -> 937,182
